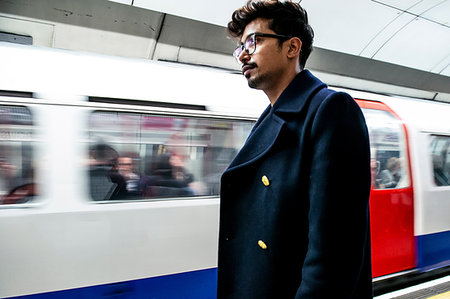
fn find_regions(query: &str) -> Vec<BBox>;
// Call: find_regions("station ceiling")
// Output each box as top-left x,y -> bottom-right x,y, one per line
111,0 -> 450,77
0,0 -> 449,101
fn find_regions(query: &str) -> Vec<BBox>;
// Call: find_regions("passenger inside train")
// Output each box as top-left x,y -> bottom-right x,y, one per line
88,143 -> 127,201
149,152 -> 195,198
117,154 -> 154,198
379,157 -> 402,189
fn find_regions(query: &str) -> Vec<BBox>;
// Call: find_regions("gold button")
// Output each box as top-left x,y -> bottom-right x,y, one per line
262,175 -> 270,186
258,240 -> 267,250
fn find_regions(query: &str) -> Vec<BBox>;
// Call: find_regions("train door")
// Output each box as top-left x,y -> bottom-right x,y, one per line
357,100 -> 415,278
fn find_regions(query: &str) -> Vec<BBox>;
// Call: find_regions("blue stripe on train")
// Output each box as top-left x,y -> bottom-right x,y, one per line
10,268 -> 217,299
417,230 -> 450,271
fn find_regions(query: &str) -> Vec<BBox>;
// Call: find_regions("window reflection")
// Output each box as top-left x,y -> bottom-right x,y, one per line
88,111 -> 253,201
363,108 -> 410,190
430,136 -> 450,186
0,106 -> 36,204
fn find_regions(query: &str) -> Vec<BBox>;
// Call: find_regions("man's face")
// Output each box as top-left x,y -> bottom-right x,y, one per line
118,157 -> 133,173
238,18 -> 288,91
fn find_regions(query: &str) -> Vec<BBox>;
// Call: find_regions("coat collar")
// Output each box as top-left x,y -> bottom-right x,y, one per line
272,69 -> 327,114
223,70 -> 326,174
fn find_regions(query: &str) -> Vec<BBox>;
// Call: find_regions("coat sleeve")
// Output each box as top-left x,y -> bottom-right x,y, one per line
295,92 -> 372,298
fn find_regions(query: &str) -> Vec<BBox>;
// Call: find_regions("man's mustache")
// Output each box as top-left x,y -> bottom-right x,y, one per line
241,62 -> 257,74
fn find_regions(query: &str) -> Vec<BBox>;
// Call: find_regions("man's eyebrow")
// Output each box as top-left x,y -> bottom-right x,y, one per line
240,32 -> 255,44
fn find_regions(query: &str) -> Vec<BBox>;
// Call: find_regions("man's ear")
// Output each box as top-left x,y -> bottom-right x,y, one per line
287,37 -> 302,59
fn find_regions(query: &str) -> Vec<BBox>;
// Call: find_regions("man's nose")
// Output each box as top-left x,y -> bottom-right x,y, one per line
238,50 -> 250,64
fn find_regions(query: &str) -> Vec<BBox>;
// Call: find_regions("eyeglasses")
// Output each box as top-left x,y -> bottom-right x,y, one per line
233,32 -> 292,63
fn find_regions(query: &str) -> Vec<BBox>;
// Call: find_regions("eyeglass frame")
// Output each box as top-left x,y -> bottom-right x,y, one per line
233,32 -> 293,63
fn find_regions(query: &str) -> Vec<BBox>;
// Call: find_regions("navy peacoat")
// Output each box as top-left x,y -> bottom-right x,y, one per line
218,70 -> 372,298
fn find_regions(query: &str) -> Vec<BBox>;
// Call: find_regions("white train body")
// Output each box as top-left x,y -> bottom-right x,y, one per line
0,43 -> 449,298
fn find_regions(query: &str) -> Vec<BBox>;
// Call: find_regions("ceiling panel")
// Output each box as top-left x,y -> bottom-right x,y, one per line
301,0 -> 400,55
431,51 -> 450,73
373,17 -> 450,72
440,64 -> 450,76
132,0 -> 243,26
420,0 -> 450,25
404,0 -> 449,19
371,0 -> 421,11
373,0 -> 449,25
373,0 -> 440,13
359,13 -> 416,58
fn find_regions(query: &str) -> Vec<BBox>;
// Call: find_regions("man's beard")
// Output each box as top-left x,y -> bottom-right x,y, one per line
247,73 -> 267,89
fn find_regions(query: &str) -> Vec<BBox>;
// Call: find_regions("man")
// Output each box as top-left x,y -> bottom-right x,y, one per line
218,1 -> 372,298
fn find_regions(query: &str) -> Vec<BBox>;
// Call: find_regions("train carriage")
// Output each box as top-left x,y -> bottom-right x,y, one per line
0,42 -> 449,298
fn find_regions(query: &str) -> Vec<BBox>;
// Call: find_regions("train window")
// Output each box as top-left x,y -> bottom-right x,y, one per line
87,111 -> 254,201
430,136 -> 450,186
0,106 -> 37,205
362,108 -> 410,190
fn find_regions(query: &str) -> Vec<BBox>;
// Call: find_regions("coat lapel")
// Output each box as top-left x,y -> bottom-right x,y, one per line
226,108 -> 285,172
224,70 -> 326,174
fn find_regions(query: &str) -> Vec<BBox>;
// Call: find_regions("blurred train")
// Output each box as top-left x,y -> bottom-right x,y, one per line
0,42 -> 449,298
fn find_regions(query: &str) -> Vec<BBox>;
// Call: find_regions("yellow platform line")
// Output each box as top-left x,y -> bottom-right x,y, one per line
428,291 -> 450,299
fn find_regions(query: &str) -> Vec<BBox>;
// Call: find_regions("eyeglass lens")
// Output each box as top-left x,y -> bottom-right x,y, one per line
233,34 -> 256,61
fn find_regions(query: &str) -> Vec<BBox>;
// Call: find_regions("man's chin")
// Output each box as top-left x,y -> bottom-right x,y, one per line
248,81 -> 257,89
247,78 -> 261,89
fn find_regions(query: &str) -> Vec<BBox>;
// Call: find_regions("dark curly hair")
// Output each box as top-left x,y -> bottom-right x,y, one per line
228,0 -> 314,69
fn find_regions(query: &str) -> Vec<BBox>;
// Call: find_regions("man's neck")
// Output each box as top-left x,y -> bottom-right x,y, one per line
265,68 -> 302,106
